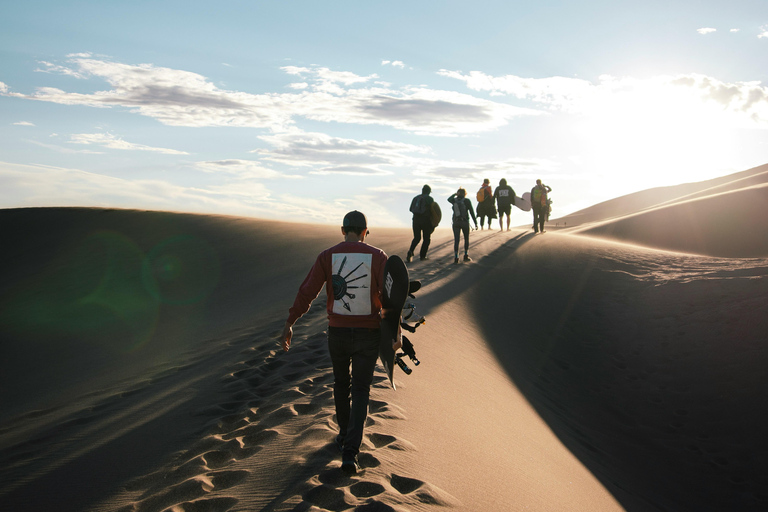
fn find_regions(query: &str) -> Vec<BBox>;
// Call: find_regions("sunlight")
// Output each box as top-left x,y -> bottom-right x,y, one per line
577,77 -> 743,194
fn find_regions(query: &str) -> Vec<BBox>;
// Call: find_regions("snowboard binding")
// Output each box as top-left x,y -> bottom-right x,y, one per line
395,280 -> 425,375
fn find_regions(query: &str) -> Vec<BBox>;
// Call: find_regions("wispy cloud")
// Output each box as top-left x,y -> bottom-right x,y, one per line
26,139 -> 104,154
13,121 -> 35,126
252,130 -> 431,176
194,159 -> 301,179
439,70 -> 768,127
3,56 -> 540,136
759,26 -> 768,39
697,27 -> 717,35
730,28 -> 740,33
69,133 -> 189,154
0,160 -> 368,223
382,60 -> 405,68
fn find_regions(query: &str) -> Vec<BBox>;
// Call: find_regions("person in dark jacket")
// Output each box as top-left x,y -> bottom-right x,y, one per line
448,188 -> 478,264
476,178 -> 497,229
493,178 -> 516,231
407,184 -> 435,262
530,179 -> 552,233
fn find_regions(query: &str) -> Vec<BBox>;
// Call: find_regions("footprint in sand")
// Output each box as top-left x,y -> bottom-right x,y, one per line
349,481 -> 386,498
302,484 -> 351,511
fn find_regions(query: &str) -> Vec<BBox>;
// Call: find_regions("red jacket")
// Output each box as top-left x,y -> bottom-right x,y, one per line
288,241 -> 388,328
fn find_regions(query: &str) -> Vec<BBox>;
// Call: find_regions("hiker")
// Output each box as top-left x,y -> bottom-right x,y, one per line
531,179 -> 552,233
407,184 -> 435,262
493,178 -> 516,231
281,211 -> 391,474
476,178 -> 497,229
448,188 -> 478,264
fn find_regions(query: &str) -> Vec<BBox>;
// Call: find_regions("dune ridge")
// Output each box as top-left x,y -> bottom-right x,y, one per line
1,164 -> 767,511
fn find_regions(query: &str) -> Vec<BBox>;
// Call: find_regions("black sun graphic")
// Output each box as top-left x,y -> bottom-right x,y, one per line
332,255 -> 369,311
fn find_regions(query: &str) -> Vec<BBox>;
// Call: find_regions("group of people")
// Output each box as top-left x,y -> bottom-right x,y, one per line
408,178 -> 552,263
280,178 -> 552,474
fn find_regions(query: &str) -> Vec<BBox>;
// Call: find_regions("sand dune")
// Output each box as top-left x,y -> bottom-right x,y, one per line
1,165 -> 767,511
552,164 -> 768,257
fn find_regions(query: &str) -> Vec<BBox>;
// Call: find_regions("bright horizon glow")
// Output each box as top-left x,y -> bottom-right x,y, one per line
1,1 -> 766,227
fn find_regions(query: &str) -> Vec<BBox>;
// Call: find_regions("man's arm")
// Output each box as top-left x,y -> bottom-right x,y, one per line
282,254 -> 327,351
467,199 -> 478,227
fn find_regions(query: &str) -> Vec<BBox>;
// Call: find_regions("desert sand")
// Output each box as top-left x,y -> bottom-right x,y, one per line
1,164 -> 767,511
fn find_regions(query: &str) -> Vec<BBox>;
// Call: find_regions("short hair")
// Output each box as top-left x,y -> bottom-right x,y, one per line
499,178 -> 507,186
422,184 -> 431,194
343,226 -> 365,236
457,187 -> 466,198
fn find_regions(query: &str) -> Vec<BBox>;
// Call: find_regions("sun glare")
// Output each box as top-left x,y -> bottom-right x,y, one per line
577,78 -> 741,194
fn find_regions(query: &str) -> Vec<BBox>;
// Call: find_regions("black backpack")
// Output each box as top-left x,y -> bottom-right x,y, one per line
410,195 -> 428,215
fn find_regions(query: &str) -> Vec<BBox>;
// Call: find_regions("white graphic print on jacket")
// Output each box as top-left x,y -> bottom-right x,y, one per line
331,253 -> 372,315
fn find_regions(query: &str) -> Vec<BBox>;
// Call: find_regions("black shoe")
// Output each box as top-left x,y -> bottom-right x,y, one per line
463,255 -> 472,262
335,434 -> 344,452
406,252 -> 413,262
341,453 -> 359,474
454,257 -> 459,264
420,256 -> 429,261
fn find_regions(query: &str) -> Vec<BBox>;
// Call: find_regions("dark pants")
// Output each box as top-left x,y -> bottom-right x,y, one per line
328,326 -> 380,456
532,205 -> 545,232
452,221 -> 470,255
408,216 -> 433,259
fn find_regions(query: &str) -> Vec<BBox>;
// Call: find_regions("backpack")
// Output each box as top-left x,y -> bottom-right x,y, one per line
410,195 -> 427,215
532,186 -> 547,206
476,188 -> 486,202
452,198 -> 468,221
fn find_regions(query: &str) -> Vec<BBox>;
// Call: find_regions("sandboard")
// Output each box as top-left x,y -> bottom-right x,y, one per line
379,255 -> 409,389
514,192 -> 532,212
430,202 -> 442,228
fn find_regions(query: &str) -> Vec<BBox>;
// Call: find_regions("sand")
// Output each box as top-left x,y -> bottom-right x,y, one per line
1,164 -> 767,511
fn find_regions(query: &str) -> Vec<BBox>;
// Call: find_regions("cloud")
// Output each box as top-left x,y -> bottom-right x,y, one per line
0,82 -> 8,93
13,121 -> 35,126
759,26 -> 768,39
194,159 -> 301,179
697,27 -> 717,35
4,56 -> 539,136
0,160 -> 338,221
382,60 -> 405,68
440,70 -> 768,127
34,61 -> 89,79
253,130 -> 430,175
69,133 -> 189,154
730,28 -> 740,33
26,139 -> 104,154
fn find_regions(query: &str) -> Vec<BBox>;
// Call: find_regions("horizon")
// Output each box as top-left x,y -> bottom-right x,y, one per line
1,0 -> 767,227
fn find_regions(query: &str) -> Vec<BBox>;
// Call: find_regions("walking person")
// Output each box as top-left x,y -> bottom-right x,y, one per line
531,179 -> 552,234
448,188 -> 478,264
493,178 -> 516,231
281,211 -> 390,474
406,184 -> 435,262
476,178 -> 496,229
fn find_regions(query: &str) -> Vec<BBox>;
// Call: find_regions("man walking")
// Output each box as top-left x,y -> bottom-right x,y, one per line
531,179 -> 552,233
281,211 -> 388,474
493,178 -> 515,231
407,184 -> 435,262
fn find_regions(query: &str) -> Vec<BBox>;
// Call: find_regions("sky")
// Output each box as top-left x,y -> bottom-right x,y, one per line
1,0 -> 767,227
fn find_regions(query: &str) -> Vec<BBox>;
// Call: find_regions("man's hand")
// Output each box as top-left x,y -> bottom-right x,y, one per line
281,322 -> 293,351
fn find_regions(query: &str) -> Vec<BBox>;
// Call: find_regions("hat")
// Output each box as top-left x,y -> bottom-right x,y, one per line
422,184 -> 431,194
483,178 -> 490,184
343,210 -> 367,229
